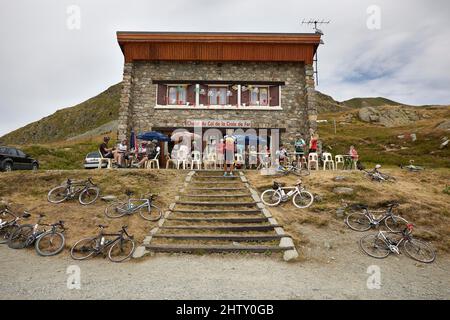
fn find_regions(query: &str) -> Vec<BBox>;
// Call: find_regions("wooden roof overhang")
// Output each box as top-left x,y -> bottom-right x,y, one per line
117,32 -> 321,64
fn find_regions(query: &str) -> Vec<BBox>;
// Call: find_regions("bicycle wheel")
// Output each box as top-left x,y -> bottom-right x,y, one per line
292,167 -> 310,177
403,239 -> 436,263
292,191 -> 314,209
384,215 -> 408,233
346,212 -> 371,232
47,186 -> 69,204
0,224 -> 19,244
8,224 -> 34,249
261,189 -> 282,206
35,231 -> 65,256
79,187 -> 100,205
70,237 -> 97,260
359,234 -> 390,259
139,203 -> 162,221
105,202 -> 129,218
108,238 -> 135,263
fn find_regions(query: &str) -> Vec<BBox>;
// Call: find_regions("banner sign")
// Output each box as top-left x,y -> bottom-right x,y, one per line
186,119 -> 252,128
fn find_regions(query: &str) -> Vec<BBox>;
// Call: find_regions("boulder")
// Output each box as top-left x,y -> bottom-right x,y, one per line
437,120 -> 450,131
358,106 -> 421,127
333,187 -> 354,195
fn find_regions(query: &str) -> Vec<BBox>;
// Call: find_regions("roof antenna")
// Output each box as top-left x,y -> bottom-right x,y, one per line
301,19 -> 330,85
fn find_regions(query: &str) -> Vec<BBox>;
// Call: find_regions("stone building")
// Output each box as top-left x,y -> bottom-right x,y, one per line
116,31 -> 321,163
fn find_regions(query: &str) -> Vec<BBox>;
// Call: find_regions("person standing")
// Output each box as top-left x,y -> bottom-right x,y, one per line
294,135 -> 306,163
223,135 -> 236,176
349,145 -> 359,169
309,134 -> 318,153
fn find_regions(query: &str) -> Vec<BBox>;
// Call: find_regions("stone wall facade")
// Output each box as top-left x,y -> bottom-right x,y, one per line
118,61 -> 316,145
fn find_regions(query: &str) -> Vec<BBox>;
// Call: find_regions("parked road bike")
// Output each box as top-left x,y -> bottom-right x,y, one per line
0,207 -> 31,244
105,191 -> 162,221
70,225 -> 135,263
48,178 -> 100,205
346,202 -> 408,232
8,214 -> 66,256
261,180 -> 314,209
361,165 -> 396,183
360,224 -> 436,263
276,160 -> 310,177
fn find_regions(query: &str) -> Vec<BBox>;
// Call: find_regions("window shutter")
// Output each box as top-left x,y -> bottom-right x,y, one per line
157,84 -> 167,105
187,85 -> 196,106
228,86 -> 238,105
199,84 -> 208,106
269,86 -> 279,106
241,87 -> 250,106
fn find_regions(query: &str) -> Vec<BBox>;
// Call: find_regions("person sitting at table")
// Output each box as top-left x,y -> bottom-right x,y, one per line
99,136 -> 114,159
248,145 -> 257,169
276,144 -> 288,165
114,139 -> 129,168
133,140 -> 160,168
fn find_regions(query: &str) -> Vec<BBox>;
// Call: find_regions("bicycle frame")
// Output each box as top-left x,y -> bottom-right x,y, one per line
376,230 -> 407,255
363,207 -> 395,226
125,198 -> 151,213
93,228 -> 131,254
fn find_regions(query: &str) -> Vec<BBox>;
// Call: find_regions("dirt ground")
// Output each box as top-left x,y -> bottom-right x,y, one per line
1,168 -> 449,299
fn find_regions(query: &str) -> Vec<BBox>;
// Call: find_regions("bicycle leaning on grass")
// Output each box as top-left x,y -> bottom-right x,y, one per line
70,224 -> 135,263
261,180 -> 314,209
359,224 -> 436,263
345,202 -> 408,232
8,214 -> 66,256
276,160 -> 310,177
0,207 -> 31,244
104,191 -> 162,221
47,178 -> 100,205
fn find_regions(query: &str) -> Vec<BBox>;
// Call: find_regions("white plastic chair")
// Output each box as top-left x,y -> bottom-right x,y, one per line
204,152 -> 217,169
146,151 -> 160,169
322,152 -> 335,170
335,155 -> 344,170
308,153 -> 319,171
97,150 -> 113,169
176,149 -> 189,169
248,150 -> 258,169
191,151 -> 202,170
235,153 -> 245,169
166,151 -> 178,169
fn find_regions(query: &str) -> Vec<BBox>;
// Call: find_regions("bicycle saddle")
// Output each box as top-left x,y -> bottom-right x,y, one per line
385,201 -> 399,208
97,224 -> 108,229
272,181 -> 285,189
39,214 -> 46,218
125,190 -> 134,196
349,203 -> 368,210
22,212 -> 31,218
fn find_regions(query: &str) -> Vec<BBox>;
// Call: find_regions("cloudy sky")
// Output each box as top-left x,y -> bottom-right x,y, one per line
0,0 -> 449,136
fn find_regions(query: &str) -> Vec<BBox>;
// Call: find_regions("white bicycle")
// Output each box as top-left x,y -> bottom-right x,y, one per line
261,180 -> 314,209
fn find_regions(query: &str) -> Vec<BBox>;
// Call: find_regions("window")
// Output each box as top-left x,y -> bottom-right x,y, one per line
250,86 -> 269,106
16,149 -> 26,157
208,87 -> 228,105
168,86 -> 187,105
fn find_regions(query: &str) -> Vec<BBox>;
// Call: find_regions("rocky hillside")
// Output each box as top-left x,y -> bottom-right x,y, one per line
0,83 -> 121,145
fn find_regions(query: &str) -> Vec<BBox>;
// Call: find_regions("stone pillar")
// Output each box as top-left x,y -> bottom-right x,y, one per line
118,62 -> 134,141
305,64 -> 317,137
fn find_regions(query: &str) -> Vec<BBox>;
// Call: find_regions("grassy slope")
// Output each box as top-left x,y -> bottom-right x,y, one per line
318,106 -> 450,168
0,83 -> 121,145
0,170 -> 183,248
341,97 -> 403,108
247,169 -> 450,254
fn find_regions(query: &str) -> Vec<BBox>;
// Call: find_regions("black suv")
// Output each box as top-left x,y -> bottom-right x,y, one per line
0,146 -> 39,172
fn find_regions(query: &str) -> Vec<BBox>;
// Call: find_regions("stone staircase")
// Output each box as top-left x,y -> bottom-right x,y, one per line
138,170 -> 298,261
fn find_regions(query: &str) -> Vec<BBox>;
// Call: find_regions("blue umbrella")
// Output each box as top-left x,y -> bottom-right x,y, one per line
234,134 -> 267,144
137,131 -> 169,142
129,129 -> 136,150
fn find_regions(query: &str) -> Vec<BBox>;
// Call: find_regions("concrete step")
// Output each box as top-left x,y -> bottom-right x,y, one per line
172,209 -> 262,214
176,201 -> 257,206
152,234 -> 285,241
181,194 -> 251,198
161,225 -> 281,231
166,217 -> 269,223
145,244 -> 292,253
188,188 -> 247,191
193,175 -> 240,179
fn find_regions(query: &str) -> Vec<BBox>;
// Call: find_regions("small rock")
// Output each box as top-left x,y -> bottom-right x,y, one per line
333,176 -> 346,181
324,241 -> 333,250
283,249 -> 299,261
101,195 -> 117,202
333,187 -> 354,195
336,208 -> 345,218
314,194 -> 323,202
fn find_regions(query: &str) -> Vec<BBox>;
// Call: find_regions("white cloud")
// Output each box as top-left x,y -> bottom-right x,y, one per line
0,0 -> 449,136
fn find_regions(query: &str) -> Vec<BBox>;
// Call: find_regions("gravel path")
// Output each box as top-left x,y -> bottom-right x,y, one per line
1,245 -> 448,300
